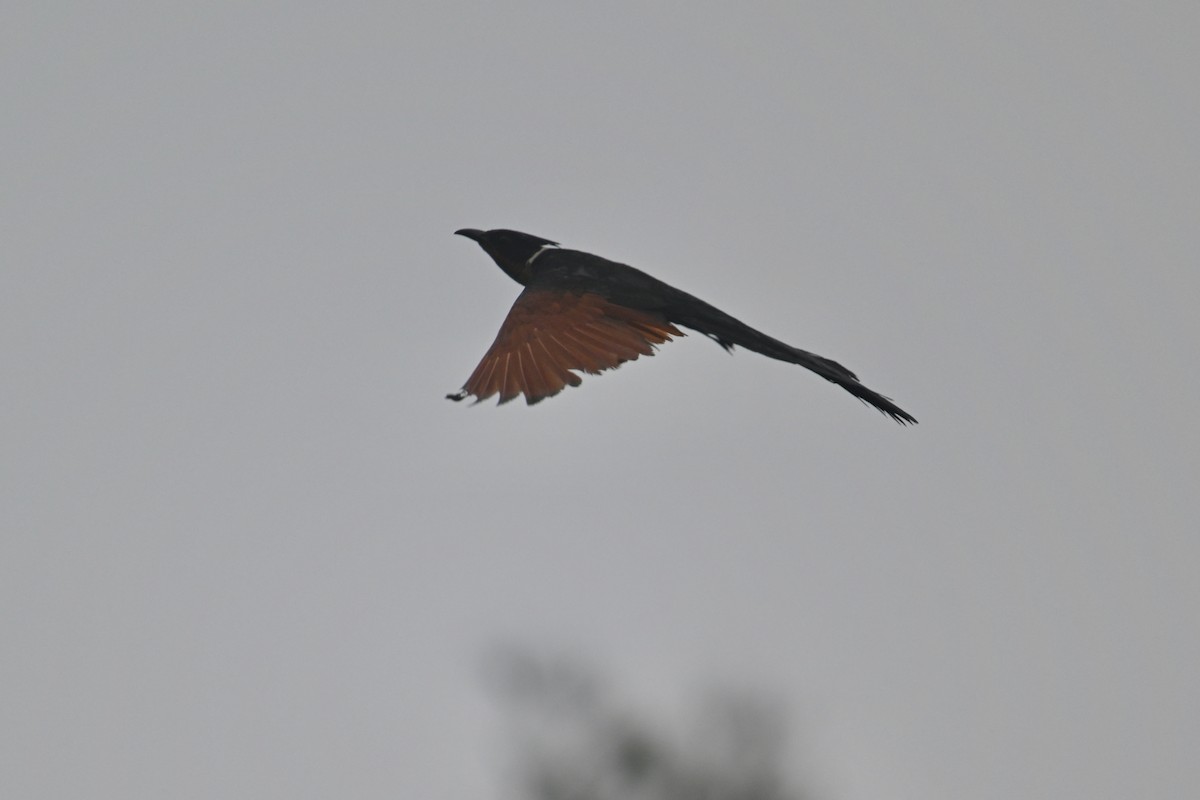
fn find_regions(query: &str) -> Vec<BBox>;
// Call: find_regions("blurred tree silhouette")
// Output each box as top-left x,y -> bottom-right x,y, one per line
484,648 -> 815,800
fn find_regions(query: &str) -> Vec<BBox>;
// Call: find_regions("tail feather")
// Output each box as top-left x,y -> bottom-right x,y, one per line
667,293 -> 917,424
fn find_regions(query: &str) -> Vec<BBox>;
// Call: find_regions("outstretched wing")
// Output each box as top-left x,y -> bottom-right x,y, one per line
448,288 -> 683,405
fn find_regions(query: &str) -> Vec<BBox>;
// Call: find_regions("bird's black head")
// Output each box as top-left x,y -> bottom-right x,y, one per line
455,228 -> 558,284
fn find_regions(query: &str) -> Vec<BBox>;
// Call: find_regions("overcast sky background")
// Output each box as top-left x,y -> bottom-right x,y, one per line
3,3 -> 1198,799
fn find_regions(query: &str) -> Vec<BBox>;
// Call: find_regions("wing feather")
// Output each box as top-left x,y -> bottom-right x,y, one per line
449,289 -> 683,405
529,339 -> 575,400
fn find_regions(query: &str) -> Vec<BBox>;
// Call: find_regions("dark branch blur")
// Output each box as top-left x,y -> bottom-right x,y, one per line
483,648 -> 817,800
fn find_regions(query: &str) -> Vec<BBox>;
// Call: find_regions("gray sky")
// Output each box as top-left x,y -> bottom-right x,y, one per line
3,3 -> 1198,799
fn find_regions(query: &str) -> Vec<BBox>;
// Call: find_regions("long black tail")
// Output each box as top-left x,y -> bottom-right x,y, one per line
665,291 -> 917,424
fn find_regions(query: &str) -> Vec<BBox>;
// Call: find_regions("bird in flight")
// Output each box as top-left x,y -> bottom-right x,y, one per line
448,228 -> 916,424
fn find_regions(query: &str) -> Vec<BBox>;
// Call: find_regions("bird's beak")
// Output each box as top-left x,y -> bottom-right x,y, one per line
454,228 -> 485,241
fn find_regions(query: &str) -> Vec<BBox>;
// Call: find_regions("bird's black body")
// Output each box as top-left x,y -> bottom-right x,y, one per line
452,228 -> 916,424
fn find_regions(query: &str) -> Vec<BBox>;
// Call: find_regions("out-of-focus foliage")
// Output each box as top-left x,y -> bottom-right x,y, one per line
484,648 -> 814,800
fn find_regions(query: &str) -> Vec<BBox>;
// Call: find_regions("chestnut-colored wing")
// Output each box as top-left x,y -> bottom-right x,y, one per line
448,289 -> 683,405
